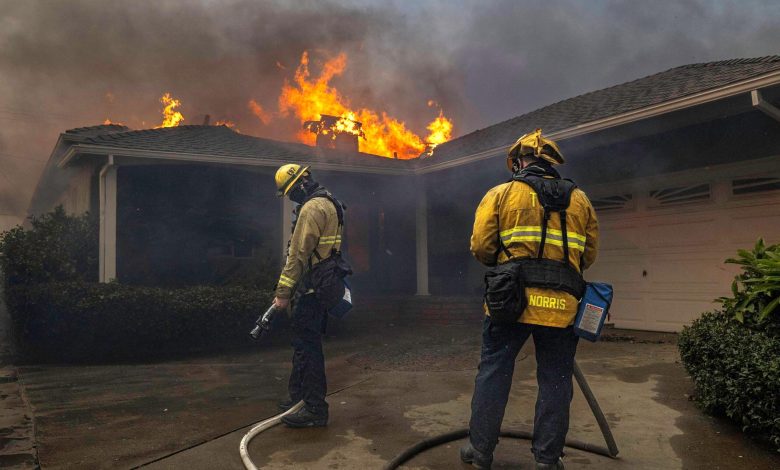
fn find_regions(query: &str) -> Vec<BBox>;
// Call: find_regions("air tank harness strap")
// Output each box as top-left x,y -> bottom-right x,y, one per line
499,174 -> 586,300
306,191 -> 346,268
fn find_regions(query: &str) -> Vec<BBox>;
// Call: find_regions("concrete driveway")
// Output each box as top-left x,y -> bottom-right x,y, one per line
15,317 -> 780,469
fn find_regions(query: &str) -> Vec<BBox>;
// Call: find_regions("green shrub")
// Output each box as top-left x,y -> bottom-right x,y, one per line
0,206 -> 98,288
679,311 -> 780,450
717,238 -> 780,333
680,239 -> 780,451
7,281 -> 274,362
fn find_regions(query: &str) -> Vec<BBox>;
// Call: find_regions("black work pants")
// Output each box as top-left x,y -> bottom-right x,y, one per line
287,294 -> 329,415
469,317 -> 579,464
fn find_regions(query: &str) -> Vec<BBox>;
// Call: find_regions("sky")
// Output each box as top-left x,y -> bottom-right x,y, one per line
1,0 -> 779,222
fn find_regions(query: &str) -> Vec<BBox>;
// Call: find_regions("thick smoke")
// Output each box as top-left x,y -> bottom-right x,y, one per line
1,0 -> 779,225
0,0 -> 465,224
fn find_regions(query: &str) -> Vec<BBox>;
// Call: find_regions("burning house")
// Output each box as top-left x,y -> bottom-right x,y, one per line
29,56 -> 780,332
304,114 -> 365,153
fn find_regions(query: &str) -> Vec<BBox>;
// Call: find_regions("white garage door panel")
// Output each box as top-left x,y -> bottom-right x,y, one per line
586,259 -> 643,282
651,298 -> 718,330
647,259 -> 724,290
598,223 -> 642,251
646,218 -> 718,248
596,183 -> 780,331
728,213 -> 780,245
609,296 -> 646,328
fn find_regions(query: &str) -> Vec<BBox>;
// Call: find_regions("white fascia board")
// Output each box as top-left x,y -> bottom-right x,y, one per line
584,154 -> 780,198
418,70 -> 780,175
61,144 -> 415,176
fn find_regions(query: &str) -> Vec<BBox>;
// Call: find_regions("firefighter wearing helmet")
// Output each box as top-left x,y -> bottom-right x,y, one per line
272,163 -> 347,428
461,129 -> 599,470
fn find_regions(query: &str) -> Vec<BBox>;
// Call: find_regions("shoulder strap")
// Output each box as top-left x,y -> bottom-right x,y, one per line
512,174 -> 578,266
513,174 -> 577,211
303,190 -> 345,227
305,191 -> 346,265
495,183 -> 516,261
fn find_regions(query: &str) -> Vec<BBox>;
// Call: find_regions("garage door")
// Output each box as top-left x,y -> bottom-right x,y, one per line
585,176 -> 780,332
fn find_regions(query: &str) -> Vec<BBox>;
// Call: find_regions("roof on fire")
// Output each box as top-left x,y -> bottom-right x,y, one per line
56,56 -> 780,175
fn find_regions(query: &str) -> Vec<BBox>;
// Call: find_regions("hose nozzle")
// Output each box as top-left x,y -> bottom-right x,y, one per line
250,304 -> 279,340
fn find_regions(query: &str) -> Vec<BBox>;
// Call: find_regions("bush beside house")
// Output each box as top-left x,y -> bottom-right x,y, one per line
679,239 -> 780,451
7,282 -> 270,361
0,207 -> 273,361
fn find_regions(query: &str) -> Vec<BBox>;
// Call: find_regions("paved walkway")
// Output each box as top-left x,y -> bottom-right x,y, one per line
11,319 -> 780,469
0,286 -> 37,469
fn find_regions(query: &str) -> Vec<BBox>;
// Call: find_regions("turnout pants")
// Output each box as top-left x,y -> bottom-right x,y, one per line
287,294 -> 329,415
469,316 -> 579,464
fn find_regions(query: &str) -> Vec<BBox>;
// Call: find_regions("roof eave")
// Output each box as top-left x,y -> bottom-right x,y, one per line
419,68 -> 780,174
59,144 -> 415,176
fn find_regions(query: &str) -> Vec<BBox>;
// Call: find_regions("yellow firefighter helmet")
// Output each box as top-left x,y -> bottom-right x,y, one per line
275,163 -> 310,197
506,128 -> 564,171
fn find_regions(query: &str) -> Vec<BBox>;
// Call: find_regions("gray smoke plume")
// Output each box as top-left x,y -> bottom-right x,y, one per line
1,0 -> 779,227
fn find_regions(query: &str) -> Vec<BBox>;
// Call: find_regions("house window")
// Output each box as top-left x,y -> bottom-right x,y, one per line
591,194 -> 633,212
732,177 -> 780,196
233,239 -> 254,258
207,245 -> 232,257
648,184 -> 711,207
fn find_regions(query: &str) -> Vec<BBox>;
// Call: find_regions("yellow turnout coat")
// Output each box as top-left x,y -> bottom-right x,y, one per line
470,175 -> 599,327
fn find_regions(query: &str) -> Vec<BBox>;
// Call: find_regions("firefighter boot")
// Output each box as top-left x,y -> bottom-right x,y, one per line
277,397 -> 300,411
281,407 -> 328,428
459,443 -> 492,469
535,458 -> 565,469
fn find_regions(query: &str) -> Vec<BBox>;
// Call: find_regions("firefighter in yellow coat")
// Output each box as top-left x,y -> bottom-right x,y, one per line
272,163 -> 345,428
460,130 -> 599,470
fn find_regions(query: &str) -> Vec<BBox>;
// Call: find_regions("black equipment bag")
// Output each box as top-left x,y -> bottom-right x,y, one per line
484,261 -> 527,325
305,191 -> 354,312
309,251 -> 353,311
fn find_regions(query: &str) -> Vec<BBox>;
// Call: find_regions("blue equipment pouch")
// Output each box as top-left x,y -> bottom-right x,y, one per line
574,282 -> 613,341
327,279 -> 353,319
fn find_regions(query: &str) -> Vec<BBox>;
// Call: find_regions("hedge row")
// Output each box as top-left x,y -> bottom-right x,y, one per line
6,281 -> 276,362
0,207 -> 97,287
678,311 -> 780,450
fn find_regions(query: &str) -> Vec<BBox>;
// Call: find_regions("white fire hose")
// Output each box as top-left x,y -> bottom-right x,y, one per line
239,401 -> 304,470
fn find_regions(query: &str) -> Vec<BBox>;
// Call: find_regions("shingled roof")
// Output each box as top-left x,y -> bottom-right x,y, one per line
66,124 -> 411,172
64,124 -> 130,140
430,56 -> 780,162
58,56 -> 780,174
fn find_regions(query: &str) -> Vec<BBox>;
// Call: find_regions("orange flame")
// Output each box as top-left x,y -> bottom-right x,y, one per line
156,93 -> 184,128
248,99 -> 272,125
279,51 -> 453,159
425,110 -> 453,151
215,119 -> 239,131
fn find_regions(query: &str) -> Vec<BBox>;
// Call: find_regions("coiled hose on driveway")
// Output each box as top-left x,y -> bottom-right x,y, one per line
240,361 -> 617,469
382,361 -> 619,469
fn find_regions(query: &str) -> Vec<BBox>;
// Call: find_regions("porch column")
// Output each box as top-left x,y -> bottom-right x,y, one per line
280,197 -> 293,266
99,156 -> 117,282
415,180 -> 430,296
